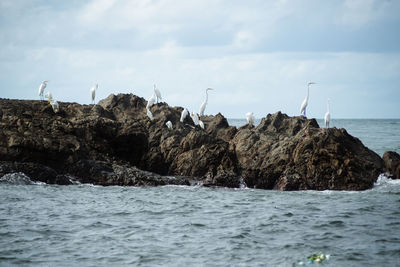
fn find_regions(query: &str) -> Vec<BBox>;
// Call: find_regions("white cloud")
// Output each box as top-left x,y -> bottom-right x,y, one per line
78,0 -> 117,24
338,0 -> 398,29
0,0 -> 399,119
233,31 -> 257,50
77,0 -> 214,33
14,44 -> 399,116
74,0 -> 299,50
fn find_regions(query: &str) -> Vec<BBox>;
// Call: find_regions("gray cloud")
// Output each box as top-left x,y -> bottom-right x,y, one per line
0,0 -> 399,118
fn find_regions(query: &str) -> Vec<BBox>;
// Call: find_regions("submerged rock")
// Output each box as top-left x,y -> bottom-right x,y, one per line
0,94 -> 385,190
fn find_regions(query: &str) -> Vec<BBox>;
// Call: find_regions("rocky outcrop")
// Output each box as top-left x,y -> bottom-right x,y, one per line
0,160 -> 192,186
382,151 -> 400,179
232,112 -> 383,190
0,94 -> 386,190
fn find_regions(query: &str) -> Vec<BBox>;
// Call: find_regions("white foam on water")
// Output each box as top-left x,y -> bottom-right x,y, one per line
239,176 -> 247,189
0,172 -> 45,185
372,173 -> 400,191
76,183 -> 103,188
162,184 -> 196,189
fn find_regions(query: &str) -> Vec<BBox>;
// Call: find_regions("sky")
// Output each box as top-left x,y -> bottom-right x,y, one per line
0,0 -> 399,119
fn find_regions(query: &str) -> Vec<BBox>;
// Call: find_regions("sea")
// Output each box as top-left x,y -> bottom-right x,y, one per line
1,119 -> 399,267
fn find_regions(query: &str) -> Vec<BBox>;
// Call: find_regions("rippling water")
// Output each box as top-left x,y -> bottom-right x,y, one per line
1,119 -> 400,266
1,179 -> 399,266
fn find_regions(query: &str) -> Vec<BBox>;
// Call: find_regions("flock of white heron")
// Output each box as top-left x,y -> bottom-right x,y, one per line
37,81 -> 331,129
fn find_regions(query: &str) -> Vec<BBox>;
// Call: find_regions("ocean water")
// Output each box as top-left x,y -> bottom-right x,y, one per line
1,119 -> 400,267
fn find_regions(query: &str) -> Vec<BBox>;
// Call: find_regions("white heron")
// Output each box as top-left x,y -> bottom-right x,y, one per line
180,108 -> 189,123
146,108 -> 154,121
324,98 -> 331,128
300,82 -> 316,117
199,88 -> 213,117
45,91 -> 53,103
147,93 -> 156,109
166,121 -> 173,130
246,112 -> 255,127
91,84 -> 98,105
190,112 -> 200,126
199,120 -> 205,129
154,84 -> 162,103
38,80 -> 48,100
50,100 -> 59,113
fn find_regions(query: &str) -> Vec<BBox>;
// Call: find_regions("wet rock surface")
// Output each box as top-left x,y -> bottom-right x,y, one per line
0,94 -> 387,190
382,151 -> 400,179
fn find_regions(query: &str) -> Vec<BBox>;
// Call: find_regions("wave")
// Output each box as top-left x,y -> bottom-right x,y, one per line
0,172 -> 44,185
372,174 -> 400,191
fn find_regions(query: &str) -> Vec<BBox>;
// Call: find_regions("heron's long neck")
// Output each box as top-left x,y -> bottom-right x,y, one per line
327,100 -> 330,113
205,90 -> 209,103
306,85 -> 310,100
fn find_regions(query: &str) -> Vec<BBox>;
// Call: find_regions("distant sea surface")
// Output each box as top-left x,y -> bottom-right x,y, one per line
1,119 -> 399,266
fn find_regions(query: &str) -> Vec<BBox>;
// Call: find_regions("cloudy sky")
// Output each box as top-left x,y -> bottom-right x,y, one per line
0,0 -> 399,119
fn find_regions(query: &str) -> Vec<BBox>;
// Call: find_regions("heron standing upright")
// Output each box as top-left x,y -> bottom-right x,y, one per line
199,88 -> 213,117
147,93 -> 156,109
154,84 -> 162,103
300,82 -> 316,117
91,84 -> 98,104
324,98 -> 331,128
38,81 -> 48,100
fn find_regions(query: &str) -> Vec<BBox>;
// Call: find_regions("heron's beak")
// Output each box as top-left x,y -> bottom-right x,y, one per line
207,88 -> 214,90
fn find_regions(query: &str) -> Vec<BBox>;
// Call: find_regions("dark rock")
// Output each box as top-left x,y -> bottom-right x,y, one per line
68,159 -> 191,186
167,130 -> 237,179
0,95 -> 387,190
201,113 -> 237,142
203,171 -> 242,188
382,151 -> 400,179
0,161 -> 72,185
231,112 -> 383,190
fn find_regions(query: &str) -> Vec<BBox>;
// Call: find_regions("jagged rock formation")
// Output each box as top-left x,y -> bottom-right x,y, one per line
0,94 -> 388,190
233,113 -> 383,190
